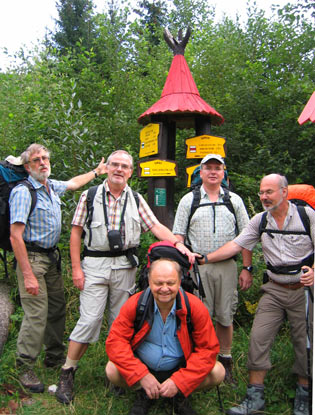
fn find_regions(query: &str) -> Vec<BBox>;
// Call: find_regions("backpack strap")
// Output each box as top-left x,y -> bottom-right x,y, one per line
181,288 -> 193,335
132,190 -> 140,209
20,180 -> 37,216
222,188 -> 238,234
134,287 -> 153,335
259,206 -> 311,239
186,187 -> 201,244
85,185 -> 99,247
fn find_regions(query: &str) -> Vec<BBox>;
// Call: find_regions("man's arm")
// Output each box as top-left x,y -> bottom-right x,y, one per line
65,158 -> 107,191
70,225 -> 85,290
150,222 -> 196,263
239,248 -> 253,291
10,223 -> 39,295
201,241 -> 243,264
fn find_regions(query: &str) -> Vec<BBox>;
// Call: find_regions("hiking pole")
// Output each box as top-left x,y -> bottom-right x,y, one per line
216,385 -> 224,413
304,285 -> 312,415
192,261 -> 205,300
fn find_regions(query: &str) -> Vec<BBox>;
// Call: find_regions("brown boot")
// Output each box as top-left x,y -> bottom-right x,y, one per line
218,355 -> 237,388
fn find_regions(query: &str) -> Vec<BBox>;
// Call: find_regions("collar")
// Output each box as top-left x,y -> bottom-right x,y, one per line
104,179 -> 128,198
200,185 -> 224,200
27,175 -> 49,190
153,299 -> 177,316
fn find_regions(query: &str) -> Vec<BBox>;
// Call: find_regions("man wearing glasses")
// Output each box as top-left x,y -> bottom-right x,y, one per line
198,173 -> 314,415
9,143 -> 108,392
55,149 -> 195,405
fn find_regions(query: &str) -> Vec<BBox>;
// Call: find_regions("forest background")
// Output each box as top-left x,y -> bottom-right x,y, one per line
0,0 -> 314,414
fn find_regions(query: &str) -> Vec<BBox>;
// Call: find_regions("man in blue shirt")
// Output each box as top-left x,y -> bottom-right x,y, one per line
9,143 -> 107,393
105,258 -> 225,415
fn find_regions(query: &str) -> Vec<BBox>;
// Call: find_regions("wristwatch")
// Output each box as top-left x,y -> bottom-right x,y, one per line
242,266 -> 253,272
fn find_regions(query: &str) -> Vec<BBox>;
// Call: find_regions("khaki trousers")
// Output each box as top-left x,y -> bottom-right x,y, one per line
16,251 -> 66,367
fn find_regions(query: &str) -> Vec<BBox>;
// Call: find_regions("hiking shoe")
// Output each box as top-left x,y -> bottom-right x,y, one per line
19,368 -> 44,393
174,393 -> 198,415
56,367 -> 76,405
109,383 -> 126,396
218,355 -> 237,388
128,389 -> 152,415
44,355 -> 66,368
226,385 -> 265,415
294,384 -> 309,415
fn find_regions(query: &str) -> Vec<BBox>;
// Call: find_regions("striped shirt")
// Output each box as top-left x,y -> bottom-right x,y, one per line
9,175 -> 68,248
234,202 -> 315,283
173,186 -> 249,254
72,180 -> 158,234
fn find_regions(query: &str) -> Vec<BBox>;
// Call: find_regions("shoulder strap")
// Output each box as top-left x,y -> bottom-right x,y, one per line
86,185 -> 99,247
296,205 -> 310,237
181,288 -> 193,335
134,287 -> 152,335
186,187 -> 201,242
132,190 -> 140,209
20,180 -> 37,216
259,212 -> 268,238
222,188 -> 238,234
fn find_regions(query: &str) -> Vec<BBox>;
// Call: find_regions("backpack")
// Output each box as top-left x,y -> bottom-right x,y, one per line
0,159 -> 37,277
186,185 -> 238,244
259,186 -> 315,274
136,240 -> 205,298
134,286 -> 193,337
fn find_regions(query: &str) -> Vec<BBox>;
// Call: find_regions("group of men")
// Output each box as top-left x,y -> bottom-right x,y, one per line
8,143 -> 314,415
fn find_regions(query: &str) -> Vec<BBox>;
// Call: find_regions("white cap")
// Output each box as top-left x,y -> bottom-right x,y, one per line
200,154 -> 225,165
5,155 -> 23,166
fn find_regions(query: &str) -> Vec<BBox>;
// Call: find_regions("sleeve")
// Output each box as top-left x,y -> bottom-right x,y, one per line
105,295 -> 150,387
137,193 -> 158,232
71,191 -> 88,227
9,185 -> 32,225
233,213 -> 263,250
49,179 -> 68,196
172,194 -> 192,236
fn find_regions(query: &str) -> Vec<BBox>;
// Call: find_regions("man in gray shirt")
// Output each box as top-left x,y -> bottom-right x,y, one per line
200,173 -> 314,415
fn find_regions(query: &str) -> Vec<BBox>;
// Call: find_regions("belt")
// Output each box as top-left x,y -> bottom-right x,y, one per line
270,279 -> 303,290
25,243 -> 61,271
83,246 -> 138,267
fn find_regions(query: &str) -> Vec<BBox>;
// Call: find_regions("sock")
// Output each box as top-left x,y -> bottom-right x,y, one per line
219,353 -> 232,358
62,357 -> 79,370
249,383 -> 264,390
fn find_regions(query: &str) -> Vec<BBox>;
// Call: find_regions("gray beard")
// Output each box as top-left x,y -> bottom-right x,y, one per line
29,166 -> 51,182
263,196 -> 283,212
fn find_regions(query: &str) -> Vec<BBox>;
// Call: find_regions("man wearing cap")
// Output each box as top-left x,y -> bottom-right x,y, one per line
9,143 -> 108,393
173,154 -> 252,385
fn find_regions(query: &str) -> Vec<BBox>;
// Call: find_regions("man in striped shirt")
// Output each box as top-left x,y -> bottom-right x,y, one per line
199,174 -> 314,415
9,143 -> 108,393
55,149 -> 195,405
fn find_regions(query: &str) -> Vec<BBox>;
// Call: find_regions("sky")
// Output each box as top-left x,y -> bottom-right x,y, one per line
0,0 -> 291,70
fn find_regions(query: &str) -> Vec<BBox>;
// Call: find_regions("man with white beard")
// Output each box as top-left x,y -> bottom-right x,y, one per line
9,143 -> 107,392
198,173 -> 314,415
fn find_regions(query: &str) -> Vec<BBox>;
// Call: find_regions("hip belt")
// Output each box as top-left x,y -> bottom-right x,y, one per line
83,246 -> 138,267
270,279 -> 303,290
25,242 -> 61,271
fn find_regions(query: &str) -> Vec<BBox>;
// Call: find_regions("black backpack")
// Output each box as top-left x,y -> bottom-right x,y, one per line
0,160 -> 37,277
186,185 -> 239,244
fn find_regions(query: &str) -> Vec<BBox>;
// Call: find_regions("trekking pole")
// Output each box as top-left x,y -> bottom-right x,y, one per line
192,261 -> 205,300
216,385 -> 224,413
304,285 -> 312,415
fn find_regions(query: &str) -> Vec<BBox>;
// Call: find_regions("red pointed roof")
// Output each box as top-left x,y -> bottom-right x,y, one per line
138,55 -> 224,126
298,91 -> 315,125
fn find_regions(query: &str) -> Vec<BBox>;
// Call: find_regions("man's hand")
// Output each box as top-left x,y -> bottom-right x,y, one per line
159,378 -> 179,398
94,157 -> 107,176
139,373 -> 161,399
238,269 -> 253,291
24,273 -> 39,295
72,267 -> 85,291
301,266 -> 314,287
175,243 -> 198,264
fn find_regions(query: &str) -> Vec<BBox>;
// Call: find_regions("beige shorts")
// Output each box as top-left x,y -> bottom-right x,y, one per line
198,259 -> 238,326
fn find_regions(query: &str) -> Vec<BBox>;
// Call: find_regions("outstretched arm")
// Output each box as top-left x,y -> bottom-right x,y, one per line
66,157 -> 107,191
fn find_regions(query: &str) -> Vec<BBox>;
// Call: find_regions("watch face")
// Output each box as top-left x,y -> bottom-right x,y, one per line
244,266 -> 253,272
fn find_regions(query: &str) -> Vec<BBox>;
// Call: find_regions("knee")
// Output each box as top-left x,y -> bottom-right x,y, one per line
105,361 -> 121,384
205,361 -> 225,388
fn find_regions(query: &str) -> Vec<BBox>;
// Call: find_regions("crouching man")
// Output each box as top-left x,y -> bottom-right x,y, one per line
105,258 -> 225,415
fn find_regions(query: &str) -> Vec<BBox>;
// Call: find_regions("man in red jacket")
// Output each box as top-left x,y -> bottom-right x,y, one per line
106,258 -> 225,415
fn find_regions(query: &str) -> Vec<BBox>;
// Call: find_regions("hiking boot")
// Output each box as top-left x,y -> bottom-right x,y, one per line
128,389 -> 152,415
109,383 -> 126,396
44,355 -> 66,368
226,385 -> 265,415
174,393 -> 198,415
218,355 -> 237,388
294,384 -> 309,415
19,368 -> 44,393
55,367 -> 76,405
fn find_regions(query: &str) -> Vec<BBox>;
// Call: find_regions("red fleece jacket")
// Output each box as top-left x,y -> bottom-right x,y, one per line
106,290 -> 219,397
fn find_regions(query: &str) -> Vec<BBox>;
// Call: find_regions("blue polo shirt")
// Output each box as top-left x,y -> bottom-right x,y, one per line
136,299 -> 184,371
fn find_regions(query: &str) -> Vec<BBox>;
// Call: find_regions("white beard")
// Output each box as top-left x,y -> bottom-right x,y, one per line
29,165 -> 51,182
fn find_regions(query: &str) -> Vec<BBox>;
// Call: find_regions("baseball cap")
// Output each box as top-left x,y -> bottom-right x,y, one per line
200,154 -> 225,165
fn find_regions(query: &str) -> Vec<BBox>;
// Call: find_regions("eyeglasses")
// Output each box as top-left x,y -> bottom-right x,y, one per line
29,156 -> 50,164
258,187 -> 283,197
108,162 -> 131,171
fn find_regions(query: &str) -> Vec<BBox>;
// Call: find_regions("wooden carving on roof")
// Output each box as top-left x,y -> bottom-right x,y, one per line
163,27 -> 191,56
